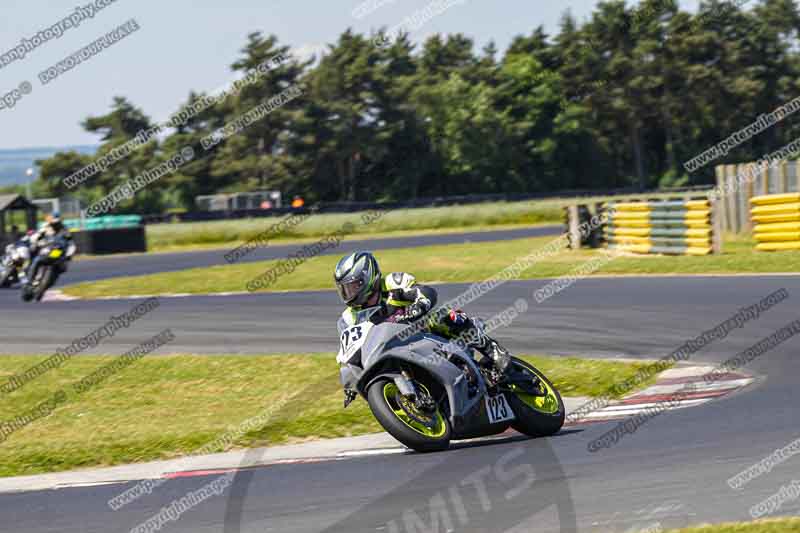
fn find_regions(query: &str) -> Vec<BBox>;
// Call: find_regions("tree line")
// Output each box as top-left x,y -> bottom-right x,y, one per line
28,0 -> 800,214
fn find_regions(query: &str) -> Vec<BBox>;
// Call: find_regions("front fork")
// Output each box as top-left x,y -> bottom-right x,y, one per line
24,256 -> 44,287
343,372 -> 431,409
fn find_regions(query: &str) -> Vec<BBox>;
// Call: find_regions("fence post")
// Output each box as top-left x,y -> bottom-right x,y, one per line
796,161 -> 800,193
741,163 -> 754,233
715,165 -> 729,232
729,164 -> 741,233
710,196 -> 723,254
567,205 -> 581,249
780,161 -> 789,194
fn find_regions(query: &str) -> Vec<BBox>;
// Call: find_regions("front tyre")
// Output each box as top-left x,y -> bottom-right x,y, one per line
33,267 -> 54,302
505,358 -> 565,438
0,266 -> 13,288
367,378 -> 451,452
21,284 -> 34,302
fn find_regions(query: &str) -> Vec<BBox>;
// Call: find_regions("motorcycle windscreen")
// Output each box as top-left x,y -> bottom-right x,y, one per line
359,322 -> 410,368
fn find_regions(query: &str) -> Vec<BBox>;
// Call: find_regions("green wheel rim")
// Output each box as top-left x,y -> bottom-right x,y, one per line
383,382 -> 447,438
509,364 -> 560,414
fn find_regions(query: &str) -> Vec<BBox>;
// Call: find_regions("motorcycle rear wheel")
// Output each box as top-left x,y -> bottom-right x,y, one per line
367,378 -> 451,452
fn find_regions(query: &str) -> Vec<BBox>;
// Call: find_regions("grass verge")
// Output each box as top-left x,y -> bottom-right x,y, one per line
139,223 -> 547,255
63,233 -> 799,299
0,353 -> 654,478
144,192 -> 705,252
146,200 -> 563,251
664,519 -> 800,532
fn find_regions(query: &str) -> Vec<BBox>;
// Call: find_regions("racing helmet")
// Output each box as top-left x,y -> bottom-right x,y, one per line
334,251 -> 381,308
46,212 -> 64,232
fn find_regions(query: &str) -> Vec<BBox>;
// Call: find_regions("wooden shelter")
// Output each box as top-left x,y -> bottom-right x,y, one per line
0,194 -> 38,247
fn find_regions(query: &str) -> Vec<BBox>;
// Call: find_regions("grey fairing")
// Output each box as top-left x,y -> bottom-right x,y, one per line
353,322 -> 483,424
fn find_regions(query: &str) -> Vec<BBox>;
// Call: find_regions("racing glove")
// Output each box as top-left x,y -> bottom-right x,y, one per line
400,301 -> 428,322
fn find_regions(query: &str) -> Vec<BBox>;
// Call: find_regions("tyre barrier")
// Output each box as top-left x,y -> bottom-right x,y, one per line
751,193 -> 800,252
604,199 -> 719,255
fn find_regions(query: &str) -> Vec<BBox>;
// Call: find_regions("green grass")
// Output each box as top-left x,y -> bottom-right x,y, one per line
145,200 -> 563,252
144,192 -> 706,252
63,233 -> 799,299
0,353 -> 653,478
664,519 -> 800,533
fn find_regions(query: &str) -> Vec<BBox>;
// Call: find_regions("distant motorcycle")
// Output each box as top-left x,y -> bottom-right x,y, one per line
21,235 -> 76,302
0,239 -> 31,288
337,308 -> 565,452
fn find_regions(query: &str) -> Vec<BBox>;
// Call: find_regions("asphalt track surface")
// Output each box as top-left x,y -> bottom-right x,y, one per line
1,227 -> 798,532
48,225 -> 563,285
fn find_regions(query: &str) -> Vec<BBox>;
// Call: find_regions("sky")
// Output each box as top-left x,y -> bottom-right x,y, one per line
0,0 -> 705,150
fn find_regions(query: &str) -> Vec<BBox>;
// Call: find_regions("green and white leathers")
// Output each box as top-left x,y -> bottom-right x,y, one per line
333,251 -> 513,379
338,271 -> 426,330
334,252 -> 431,334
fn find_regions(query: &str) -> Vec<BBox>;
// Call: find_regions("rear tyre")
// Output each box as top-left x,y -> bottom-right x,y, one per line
505,357 -> 565,438
367,378 -> 451,452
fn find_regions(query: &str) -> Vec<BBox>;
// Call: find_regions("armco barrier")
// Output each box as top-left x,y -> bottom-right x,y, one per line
71,226 -> 147,255
751,193 -> 800,252
604,198 -> 721,255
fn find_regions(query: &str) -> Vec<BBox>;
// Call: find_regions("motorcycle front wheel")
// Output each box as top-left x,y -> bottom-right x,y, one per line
367,378 -> 451,452
0,266 -> 13,288
33,266 -> 55,301
505,357 -> 565,438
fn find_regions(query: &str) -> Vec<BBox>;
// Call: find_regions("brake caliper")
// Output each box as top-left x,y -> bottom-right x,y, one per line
343,389 -> 357,408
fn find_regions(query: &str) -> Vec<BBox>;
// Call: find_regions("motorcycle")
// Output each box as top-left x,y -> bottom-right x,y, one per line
0,239 -> 31,288
337,308 -> 565,452
21,235 -> 76,302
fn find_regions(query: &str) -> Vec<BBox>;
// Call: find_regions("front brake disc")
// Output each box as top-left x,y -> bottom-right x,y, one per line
397,394 -> 438,428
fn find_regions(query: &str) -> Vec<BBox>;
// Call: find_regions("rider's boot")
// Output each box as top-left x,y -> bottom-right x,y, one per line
443,311 -> 511,377
470,320 -> 511,376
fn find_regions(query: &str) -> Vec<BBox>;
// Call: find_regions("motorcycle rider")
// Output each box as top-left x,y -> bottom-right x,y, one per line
334,251 -> 511,375
1,229 -> 33,285
26,212 -> 76,278
30,213 -> 73,251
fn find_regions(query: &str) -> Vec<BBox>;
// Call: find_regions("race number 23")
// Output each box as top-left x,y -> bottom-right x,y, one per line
341,325 -> 363,350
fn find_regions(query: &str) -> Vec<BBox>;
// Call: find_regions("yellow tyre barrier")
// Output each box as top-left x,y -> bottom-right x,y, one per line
750,194 -> 800,252
755,241 -> 800,251
604,199 -> 718,255
753,232 -> 800,242
751,213 -> 800,224
750,193 -> 800,206
753,222 -> 800,234
751,202 -> 800,216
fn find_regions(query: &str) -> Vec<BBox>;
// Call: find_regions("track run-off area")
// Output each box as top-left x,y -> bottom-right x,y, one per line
0,227 -> 798,532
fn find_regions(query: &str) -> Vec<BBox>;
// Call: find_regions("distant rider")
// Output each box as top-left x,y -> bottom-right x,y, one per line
27,213 -> 76,276
30,213 -> 73,251
333,251 -> 511,373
